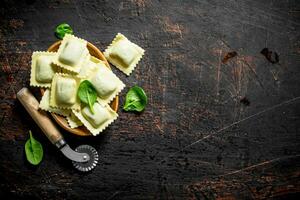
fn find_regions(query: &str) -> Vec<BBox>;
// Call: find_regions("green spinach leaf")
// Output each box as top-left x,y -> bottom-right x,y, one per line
77,80 -> 97,114
55,23 -> 73,39
25,130 -> 43,165
123,86 -> 147,112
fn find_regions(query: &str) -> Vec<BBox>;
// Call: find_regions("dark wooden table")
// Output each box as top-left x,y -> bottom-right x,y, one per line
1,0 -> 300,199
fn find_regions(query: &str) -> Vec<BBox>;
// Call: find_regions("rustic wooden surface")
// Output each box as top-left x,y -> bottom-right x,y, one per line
1,0 -> 300,199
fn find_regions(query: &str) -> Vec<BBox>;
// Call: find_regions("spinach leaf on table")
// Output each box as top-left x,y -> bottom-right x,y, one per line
123,86 -> 147,112
25,130 -> 43,165
55,23 -> 73,39
77,80 -> 97,114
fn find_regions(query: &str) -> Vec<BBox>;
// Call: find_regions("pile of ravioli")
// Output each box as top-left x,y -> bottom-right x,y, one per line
30,33 -> 144,135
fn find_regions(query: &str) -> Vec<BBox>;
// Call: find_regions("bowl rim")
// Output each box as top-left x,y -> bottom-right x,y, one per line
41,40 -> 119,136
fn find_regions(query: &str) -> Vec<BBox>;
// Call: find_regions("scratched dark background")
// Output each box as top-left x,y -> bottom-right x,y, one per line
0,0 -> 300,199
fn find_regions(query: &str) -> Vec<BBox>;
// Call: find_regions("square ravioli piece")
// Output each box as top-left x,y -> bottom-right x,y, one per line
88,61 -> 125,105
50,73 -> 81,110
78,56 -> 103,78
66,112 -> 83,128
30,51 -> 57,88
39,89 -> 71,116
73,102 -> 118,136
53,34 -> 89,73
104,33 -> 144,76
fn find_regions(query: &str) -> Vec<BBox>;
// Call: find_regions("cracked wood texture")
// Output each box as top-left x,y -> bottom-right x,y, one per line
0,0 -> 300,199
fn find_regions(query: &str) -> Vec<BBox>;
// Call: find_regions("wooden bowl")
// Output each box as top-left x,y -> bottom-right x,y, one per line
41,41 -> 119,136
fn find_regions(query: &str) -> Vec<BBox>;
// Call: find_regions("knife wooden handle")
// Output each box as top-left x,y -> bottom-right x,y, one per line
17,87 -> 63,145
